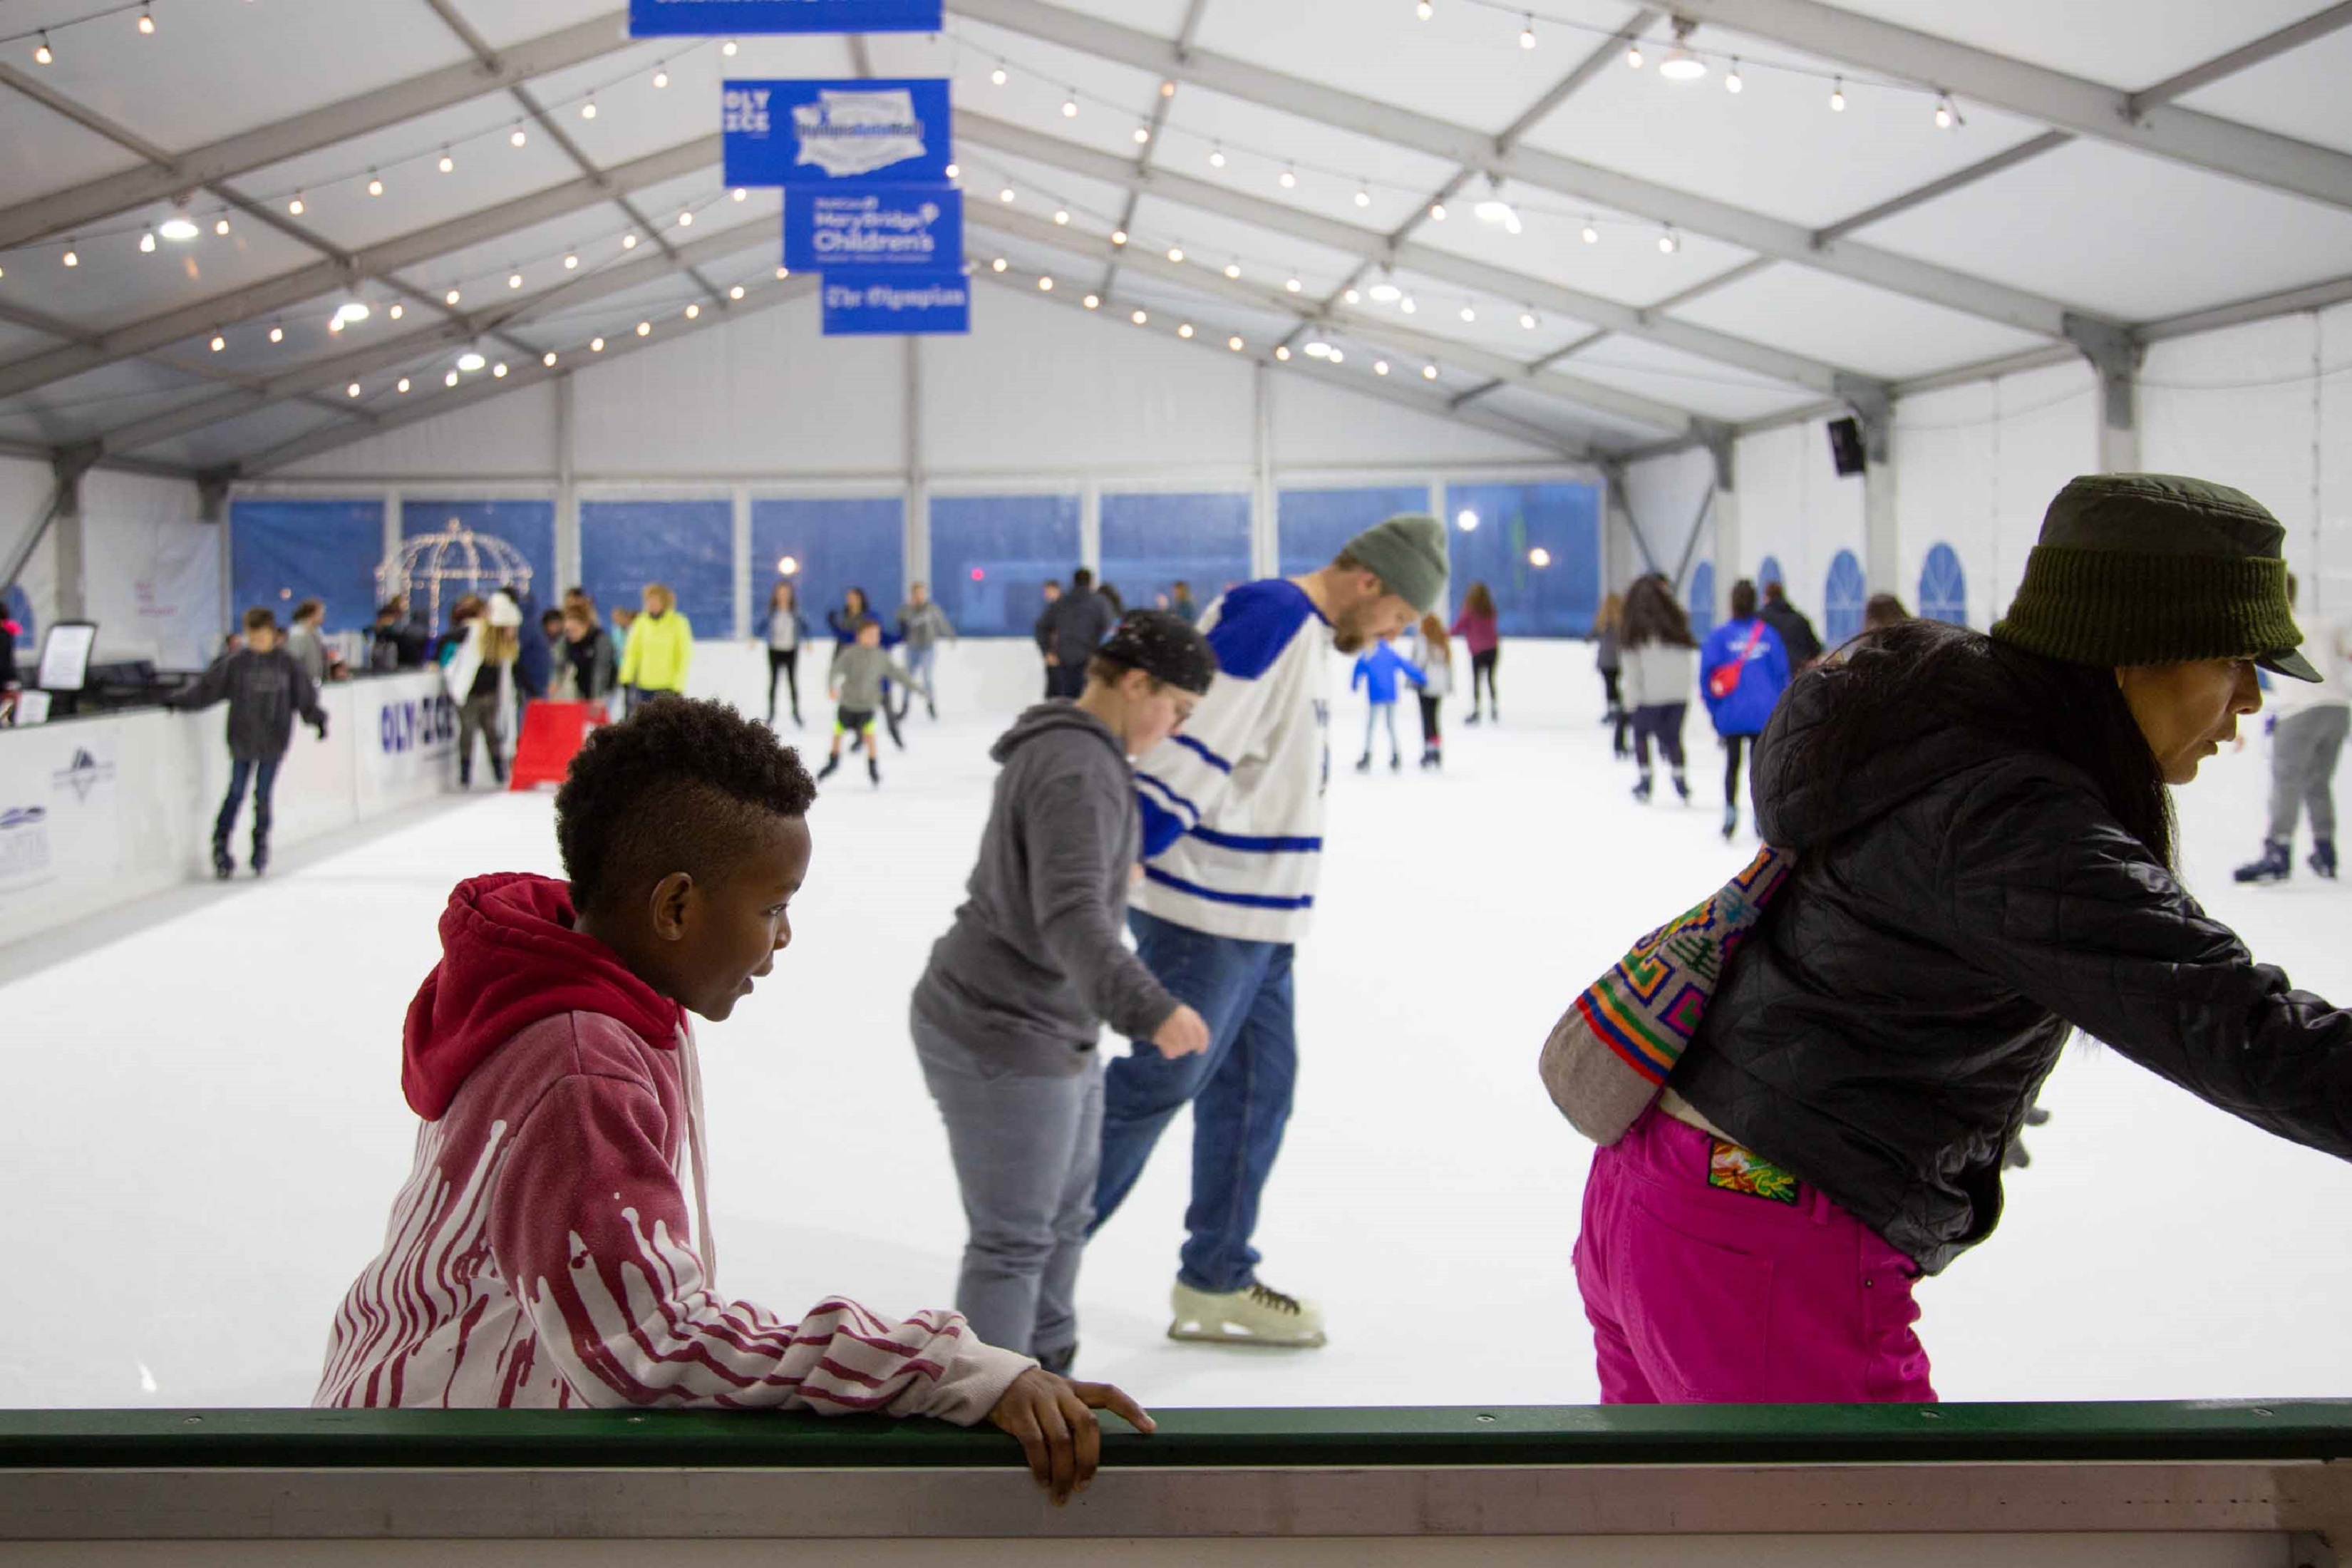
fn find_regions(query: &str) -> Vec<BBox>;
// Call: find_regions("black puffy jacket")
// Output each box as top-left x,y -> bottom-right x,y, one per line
1671,625 -> 2352,1274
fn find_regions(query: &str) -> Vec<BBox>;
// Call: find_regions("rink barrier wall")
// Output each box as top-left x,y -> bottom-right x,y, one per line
4,1402 -> 2351,1551
0,671 -> 453,948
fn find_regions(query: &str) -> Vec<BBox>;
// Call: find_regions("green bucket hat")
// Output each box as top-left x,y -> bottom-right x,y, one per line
1990,473 -> 2317,682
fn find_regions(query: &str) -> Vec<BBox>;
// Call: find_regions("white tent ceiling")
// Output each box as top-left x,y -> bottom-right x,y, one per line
0,0 -> 2348,480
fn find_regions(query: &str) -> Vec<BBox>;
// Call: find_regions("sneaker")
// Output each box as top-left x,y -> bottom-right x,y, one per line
1167,1279 -> 1326,1348
2234,840 -> 2291,884
2313,840 -> 2339,880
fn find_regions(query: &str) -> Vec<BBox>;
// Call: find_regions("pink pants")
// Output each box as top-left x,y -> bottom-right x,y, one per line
1574,1105 -> 1936,1403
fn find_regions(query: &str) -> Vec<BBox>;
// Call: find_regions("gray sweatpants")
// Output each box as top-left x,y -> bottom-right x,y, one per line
912,1015 -> 1103,1363
2269,704 -> 2349,843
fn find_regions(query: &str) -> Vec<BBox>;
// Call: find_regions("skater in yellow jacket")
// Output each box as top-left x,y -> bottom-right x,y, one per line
619,583 -> 693,713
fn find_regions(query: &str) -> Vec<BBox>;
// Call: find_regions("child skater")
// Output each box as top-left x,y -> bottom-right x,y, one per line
1352,632 -> 1425,773
1405,612 -> 1451,770
1620,573 -> 1698,806
313,698 -> 1149,1502
1698,578 -> 1792,840
821,617 -> 928,787
170,607 -> 329,879
912,612 -> 1217,1373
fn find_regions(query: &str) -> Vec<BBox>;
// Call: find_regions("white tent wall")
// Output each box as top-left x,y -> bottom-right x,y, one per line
1731,418 -> 1867,624
1621,448 -> 1718,602
0,453 -> 215,671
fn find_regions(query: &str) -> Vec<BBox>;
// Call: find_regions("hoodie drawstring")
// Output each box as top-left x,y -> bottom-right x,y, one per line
679,1021 -> 716,1290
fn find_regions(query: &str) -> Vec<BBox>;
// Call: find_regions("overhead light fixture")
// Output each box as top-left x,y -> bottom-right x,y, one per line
946,162 -> 960,178
623,232 -> 639,249
1328,349 -> 1344,363
991,256 -> 1007,272
1061,92 -> 1078,118
1353,185 -> 1371,208
507,270 -> 523,289
1455,508 -> 1479,530
1054,208 -> 1070,225
733,187 -> 748,202
388,302 -> 403,319
366,172 -> 385,197
492,362 -> 509,378
1369,282 -> 1401,303
1624,43 -> 1642,68
445,288 -> 462,304
1474,198 -> 1522,235
564,251 -> 579,269
1520,310 -> 1537,329
685,302 -> 700,319
1167,245 -> 1184,262
1423,363 -> 1440,380
457,348 -> 487,372
445,370 -> 459,386
1160,78 -> 1176,97
1111,229 -> 1128,245
1935,95 -> 1963,130
999,186 -> 1015,203
1178,322 -> 1194,338
636,320 -> 651,336
159,207 -> 200,242
1400,294 -> 1418,314
1416,0 -> 1432,16
332,296 -> 371,327
1209,144 -> 1227,168
676,208 -> 693,227
1529,547 -> 1552,567
1083,294 -> 1100,309
397,377 -> 411,392
1131,309 -> 1148,325
1285,275 -> 1302,293
1460,304 -> 1476,322
1430,202 -> 1446,221
775,265 -> 790,278
1582,219 -> 1599,244
1659,19 -> 1707,79
209,333 -> 225,351
268,324 -> 284,343
346,382 -> 361,398
1133,125 -> 1151,144
1304,341 -> 1331,359
1225,262 -> 1242,279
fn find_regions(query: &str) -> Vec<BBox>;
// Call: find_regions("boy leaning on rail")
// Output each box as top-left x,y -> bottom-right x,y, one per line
314,698 -> 1148,1503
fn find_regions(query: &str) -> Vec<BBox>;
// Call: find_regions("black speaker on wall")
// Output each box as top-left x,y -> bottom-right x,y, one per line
1826,416 -> 1867,477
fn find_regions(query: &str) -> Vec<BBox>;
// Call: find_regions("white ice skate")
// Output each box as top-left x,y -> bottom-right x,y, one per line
1167,1280 -> 1327,1348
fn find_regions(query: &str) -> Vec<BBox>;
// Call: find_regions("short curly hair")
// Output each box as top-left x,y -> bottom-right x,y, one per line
556,696 -> 816,914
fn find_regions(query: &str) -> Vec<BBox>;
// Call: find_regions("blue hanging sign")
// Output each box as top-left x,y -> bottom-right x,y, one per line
632,0 -> 942,36
723,78 -> 951,186
785,184 -> 961,271
821,269 -> 971,336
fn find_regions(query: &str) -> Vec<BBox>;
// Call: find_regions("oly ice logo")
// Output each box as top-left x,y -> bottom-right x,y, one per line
790,88 -> 928,177
721,87 -> 771,135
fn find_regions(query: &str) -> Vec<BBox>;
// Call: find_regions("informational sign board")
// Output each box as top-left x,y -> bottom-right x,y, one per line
785,184 -> 960,270
38,622 -> 96,691
631,0 -> 942,35
820,269 -> 971,335
723,78 -> 951,185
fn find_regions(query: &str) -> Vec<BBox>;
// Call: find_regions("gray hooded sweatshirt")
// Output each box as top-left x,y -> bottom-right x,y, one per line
912,702 -> 1179,1070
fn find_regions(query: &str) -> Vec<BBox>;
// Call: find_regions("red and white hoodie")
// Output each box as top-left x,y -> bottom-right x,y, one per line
314,872 -> 1033,1416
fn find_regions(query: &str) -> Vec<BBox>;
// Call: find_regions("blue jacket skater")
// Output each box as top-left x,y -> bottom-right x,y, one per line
1698,616 -> 1792,738
1351,641 -> 1428,706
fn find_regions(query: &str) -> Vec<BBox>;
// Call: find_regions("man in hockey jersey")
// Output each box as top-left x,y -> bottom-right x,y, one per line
1092,515 -> 1450,1346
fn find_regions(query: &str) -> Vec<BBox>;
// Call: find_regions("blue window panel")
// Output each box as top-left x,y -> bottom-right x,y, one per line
1688,560 -> 1717,643
1441,482 -> 1602,636
230,497 -> 384,634
1919,542 -> 1967,626
400,500 -> 558,633
1824,548 -> 1867,646
1276,486 -> 1428,577
929,493 -> 1080,636
6,584 -> 34,656
579,500 -> 732,637
1758,555 -> 1785,590
1100,492 -> 1252,612
752,497 -> 904,639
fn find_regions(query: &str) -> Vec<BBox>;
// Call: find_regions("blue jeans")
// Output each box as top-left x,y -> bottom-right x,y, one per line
903,644 -> 938,713
1093,908 -> 1296,1294
215,755 -> 282,851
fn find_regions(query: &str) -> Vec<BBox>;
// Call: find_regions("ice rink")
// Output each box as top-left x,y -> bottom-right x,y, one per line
4,664 -> 2349,1413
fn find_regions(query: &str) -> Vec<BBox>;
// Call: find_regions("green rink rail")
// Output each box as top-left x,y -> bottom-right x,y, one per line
8,1399 -> 2352,1469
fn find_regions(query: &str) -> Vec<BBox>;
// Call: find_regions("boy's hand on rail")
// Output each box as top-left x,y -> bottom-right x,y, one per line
987,1366 -> 1155,1505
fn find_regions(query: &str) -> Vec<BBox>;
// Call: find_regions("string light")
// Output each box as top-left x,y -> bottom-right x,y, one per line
1167,245 -> 1184,262
1374,359 -> 1390,375
996,185 -> 1016,203
732,187 -> 748,202
721,38 -> 738,55
1520,310 -> 1537,329
1279,165 -> 1297,189
1229,335 -> 1244,350
1582,218 -> 1599,244
445,288 -> 461,304
214,218 -> 229,235
1061,92 -> 1078,118
635,320 -> 651,336
1459,304 -> 1476,322
990,61 -> 1008,85
1160,79 -> 1177,97
564,251 -> 579,269
1624,41 -> 1642,68
445,370 -> 459,386
397,377 -> 411,393
1133,125 -> 1151,144
1400,294 -> 1418,314
209,334 -> 225,351
591,336 -> 606,351
1285,275 -> 1301,293
542,351 -> 557,366
1530,547 -> 1553,568
1430,202 -> 1446,221
1327,349 -> 1343,363
1274,346 -> 1291,361
138,9 -> 155,35
730,284 -> 746,299
388,303 -> 403,319
581,97 -> 598,120
945,162 -> 960,178
139,232 -> 156,253
1658,227 -> 1681,253
1830,77 -> 1846,111
346,382 -> 361,398
1416,0 -> 1431,16
1131,309 -> 1148,324
685,303 -> 699,318
775,265 -> 790,278
1935,95 -> 1962,130
1111,229 -> 1128,245
1209,144 -> 1227,168
33,31 -> 54,65
1053,208 -> 1070,225
1177,322 -> 1194,338
676,209 -> 693,227
991,256 -> 1008,272
510,124 -> 527,148
1038,276 -> 1053,290
492,362 -> 508,378
1423,363 -> 1439,381
366,172 -> 385,197
287,193 -> 306,215
1725,58 -> 1743,93
622,232 -> 639,249
1344,287 -> 1361,303
1520,14 -> 1536,48
61,244 -> 78,267
1353,184 -> 1372,208
1083,294 -> 1100,309
268,325 -> 284,343
653,68 -> 669,88
1224,262 -> 1242,279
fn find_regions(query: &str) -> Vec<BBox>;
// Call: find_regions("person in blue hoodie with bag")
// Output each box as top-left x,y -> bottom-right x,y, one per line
1351,634 -> 1425,773
1699,578 -> 1792,841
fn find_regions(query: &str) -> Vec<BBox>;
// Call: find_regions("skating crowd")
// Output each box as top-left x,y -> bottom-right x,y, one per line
290,478 -> 2348,1502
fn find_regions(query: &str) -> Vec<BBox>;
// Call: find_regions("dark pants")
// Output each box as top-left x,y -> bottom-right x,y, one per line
215,755 -> 283,855
1633,703 -> 1688,771
1046,661 -> 1085,701
767,646 -> 801,723
1470,648 -> 1500,716
1417,693 -> 1442,750
1093,909 -> 1297,1294
1601,668 -> 1622,713
1723,732 -> 1755,808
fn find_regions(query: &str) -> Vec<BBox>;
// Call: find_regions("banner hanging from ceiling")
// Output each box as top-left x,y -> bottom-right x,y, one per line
785,184 -> 960,270
723,78 -> 952,185
631,0 -> 943,36
821,269 -> 971,335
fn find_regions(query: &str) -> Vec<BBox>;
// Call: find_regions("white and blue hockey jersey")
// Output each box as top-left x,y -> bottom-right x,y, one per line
1132,579 -> 1333,944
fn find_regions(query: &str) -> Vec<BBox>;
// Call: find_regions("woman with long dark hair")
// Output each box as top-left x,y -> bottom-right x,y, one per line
1577,475 -> 2352,1405
762,577 -> 809,728
829,587 -> 873,644
1450,582 -> 1501,725
1618,574 -> 1699,805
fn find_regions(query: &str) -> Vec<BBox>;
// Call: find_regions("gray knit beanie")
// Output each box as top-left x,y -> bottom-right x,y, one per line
1341,513 -> 1450,614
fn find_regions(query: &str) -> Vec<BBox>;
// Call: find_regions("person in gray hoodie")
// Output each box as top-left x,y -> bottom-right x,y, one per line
818,617 -> 929,788
171,607 -> 329,880
911,610 -> 1218,1372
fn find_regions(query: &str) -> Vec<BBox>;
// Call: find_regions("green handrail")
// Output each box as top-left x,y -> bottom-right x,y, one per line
6,1401 -> 2352,1470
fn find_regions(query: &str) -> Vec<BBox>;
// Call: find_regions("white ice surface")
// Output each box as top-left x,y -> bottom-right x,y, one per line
2,669 -> 2348,1411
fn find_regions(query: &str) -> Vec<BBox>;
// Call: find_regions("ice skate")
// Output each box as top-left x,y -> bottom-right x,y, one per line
1672,772 -> 1691,804
867,756 -> 882,788
2234,840 -> 2291,884
1167,1279 -> 1326,1348
250,838 -> 270,878
1721,805 -> 1738,841
211,840 -> 234,881
1464,711 -> 1481,728
2313,839 -> 2338,880
1389,753 -> 1401,773
1353,753 -> 1371,774
817,755 -> 841,782
1632,772 -> 1654,803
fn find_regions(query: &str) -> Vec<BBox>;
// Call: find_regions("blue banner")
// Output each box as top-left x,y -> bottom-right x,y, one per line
632,0 -> 942,36
785,184 -> 960,270
821,269 -> 971,336
723,78 -> 951,186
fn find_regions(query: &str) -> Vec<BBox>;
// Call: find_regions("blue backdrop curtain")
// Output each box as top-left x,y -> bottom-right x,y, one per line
929,494 -> 1080,636
1276,486 -> 1428,578
1440,482 -> 1602,636
401,499 -> 557,633
579,500 -> 731,636
1099,492 -> 1252,612
229,498 -> 384,634
751,497 -> 904,640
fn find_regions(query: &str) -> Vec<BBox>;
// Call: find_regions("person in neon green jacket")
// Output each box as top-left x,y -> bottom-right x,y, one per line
619,583 -> 693,712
